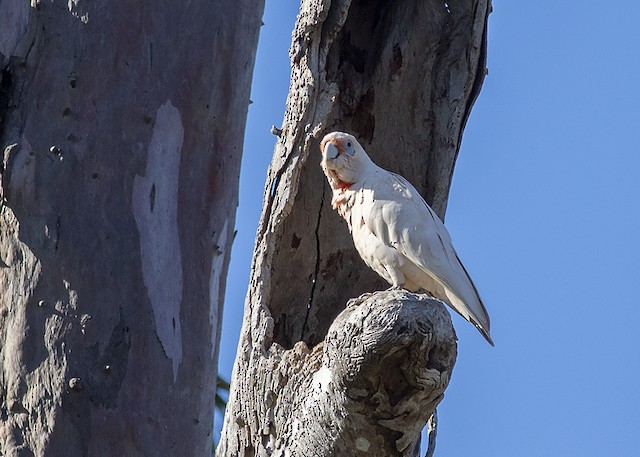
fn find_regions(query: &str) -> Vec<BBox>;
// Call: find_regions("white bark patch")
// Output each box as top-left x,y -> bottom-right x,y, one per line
311,364 -> 332,394
67,0 -> 89,23
132,100 -> 184,382
355,437 -> 371,452
208,218 -> 228,357
63,279 -> 78,310
5,139 -> 36,204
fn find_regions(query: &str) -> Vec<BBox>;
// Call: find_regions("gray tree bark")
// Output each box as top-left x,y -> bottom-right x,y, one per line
218,0 -> 489,455
0,1 -> 263,455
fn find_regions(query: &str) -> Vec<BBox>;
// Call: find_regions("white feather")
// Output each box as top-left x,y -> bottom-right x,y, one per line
321,132 -> 493,345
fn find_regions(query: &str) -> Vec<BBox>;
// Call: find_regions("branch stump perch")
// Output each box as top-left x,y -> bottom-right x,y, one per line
219,290 -> 456,456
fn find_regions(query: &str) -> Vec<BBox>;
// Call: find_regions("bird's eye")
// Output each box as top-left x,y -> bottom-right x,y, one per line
347,141 -> 352,147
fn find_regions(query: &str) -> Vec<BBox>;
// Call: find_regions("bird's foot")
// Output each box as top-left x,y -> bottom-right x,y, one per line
386,284 -> 406,292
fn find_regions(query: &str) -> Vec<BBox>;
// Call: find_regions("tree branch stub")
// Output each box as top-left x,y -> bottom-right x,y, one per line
299,290 -> 457,456
219,290 -> 456,456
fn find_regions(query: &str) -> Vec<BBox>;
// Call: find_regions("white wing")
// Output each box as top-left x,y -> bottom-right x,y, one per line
360,168 -> 493,345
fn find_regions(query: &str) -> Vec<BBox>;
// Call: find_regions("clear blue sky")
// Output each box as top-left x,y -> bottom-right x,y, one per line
217,2 -> 640,455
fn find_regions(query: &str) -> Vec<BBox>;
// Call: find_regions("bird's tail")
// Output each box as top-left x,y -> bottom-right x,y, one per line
440,278 -> 493,346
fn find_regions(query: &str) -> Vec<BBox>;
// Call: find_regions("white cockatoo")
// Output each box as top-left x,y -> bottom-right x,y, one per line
320,131 -> 493,345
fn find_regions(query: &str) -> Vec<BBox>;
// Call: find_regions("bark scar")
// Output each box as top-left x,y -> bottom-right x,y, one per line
132,100 -> 184,382
301,185 -> 325,342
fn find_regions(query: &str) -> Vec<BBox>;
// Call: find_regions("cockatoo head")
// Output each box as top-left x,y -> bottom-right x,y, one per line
320,132 -> 373,190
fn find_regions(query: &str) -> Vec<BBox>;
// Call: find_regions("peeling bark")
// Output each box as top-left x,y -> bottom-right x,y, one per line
219,0 -> 489,455
0,1 -> 264,455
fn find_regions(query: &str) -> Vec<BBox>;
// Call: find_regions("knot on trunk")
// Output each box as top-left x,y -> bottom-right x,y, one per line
293,290 -> 457,456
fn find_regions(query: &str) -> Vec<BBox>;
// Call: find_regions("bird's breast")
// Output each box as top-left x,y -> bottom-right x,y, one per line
332,188 -> 358,227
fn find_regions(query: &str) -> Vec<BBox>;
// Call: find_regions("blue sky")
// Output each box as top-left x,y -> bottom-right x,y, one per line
217,2 -> 640,455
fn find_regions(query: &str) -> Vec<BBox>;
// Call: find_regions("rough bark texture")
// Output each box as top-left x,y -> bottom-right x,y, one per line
0,1 -> 263,455
222,290 -> 456,456
219,0 -> 489,455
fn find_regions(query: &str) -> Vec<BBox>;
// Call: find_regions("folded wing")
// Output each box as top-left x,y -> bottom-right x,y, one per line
360,169 -> 493,345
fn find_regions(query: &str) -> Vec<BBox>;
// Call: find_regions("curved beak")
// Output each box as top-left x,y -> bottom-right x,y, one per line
323,141 -> 340,160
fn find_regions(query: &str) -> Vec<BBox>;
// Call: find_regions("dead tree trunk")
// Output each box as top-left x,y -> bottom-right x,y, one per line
218,0 -> 489,455
0,1 -> 263,455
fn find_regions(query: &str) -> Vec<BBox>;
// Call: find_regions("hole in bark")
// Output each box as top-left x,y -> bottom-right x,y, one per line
1,66 -> 12,94
272,311 -> 289,348
261,432 -> 272,448
69,78 -> 77,88
62,107 -> 72,116
390,43 -> 403,76
327,0 -> 395,83
351,88 -> 375,144
291,233 -> 301,249
149,184 -> 156,212
320,250 -> 344,279
426,344 -> 451,373
340,32 -> 366,73
380,352 -> 411,407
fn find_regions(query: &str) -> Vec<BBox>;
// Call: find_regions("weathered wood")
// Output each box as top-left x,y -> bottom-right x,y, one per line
219,0 -> 489,455
221,290 -> 456,456
0,1 -> 263,455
